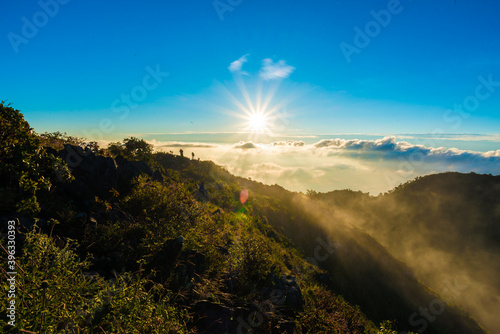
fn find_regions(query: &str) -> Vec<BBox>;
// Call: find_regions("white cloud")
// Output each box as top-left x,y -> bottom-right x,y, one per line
313,136 -> 500,166
228,54 -> 249,73
233,141 -> 260,149
148,138 -> 499,194
259,58 -> 295,80
485,150 -> 500,157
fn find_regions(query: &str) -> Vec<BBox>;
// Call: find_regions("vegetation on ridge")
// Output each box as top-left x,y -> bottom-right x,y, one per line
2,102 -> 491,333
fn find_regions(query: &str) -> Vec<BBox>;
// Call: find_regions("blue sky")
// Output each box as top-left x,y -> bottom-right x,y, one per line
2,0 -> 499,192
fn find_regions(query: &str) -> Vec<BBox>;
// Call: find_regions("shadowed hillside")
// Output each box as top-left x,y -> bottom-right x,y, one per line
308,172 -> 500,333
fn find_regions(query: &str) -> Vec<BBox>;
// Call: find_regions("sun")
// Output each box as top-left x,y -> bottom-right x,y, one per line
218,75 -> 294,138
248,112 -> 268,132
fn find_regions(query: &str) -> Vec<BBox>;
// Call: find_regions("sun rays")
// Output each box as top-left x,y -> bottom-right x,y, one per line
216,75 -> 296,142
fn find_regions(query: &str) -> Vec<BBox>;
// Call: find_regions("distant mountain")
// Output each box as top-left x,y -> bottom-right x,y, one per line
308,172 -> 500,333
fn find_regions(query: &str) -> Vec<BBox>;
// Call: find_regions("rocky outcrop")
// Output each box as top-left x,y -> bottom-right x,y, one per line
57,145 -> 155,205
261,274 -> 305,316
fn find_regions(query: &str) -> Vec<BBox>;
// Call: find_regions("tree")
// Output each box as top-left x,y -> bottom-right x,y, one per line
0,101 -> 72,215
107,141 -> 124,157
123,137 -> 153,162
38,131 -> 85,150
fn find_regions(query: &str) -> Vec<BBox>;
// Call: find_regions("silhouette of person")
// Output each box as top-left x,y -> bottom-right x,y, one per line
179,149 -> 184,157
191,152 -> 195,160
197,182 -> 207,198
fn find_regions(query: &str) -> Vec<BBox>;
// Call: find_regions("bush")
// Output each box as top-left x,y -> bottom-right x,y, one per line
107,137 -> 153,162
121,176 -> 197,245
0,102 -> 72,215
0,231 -> 190,333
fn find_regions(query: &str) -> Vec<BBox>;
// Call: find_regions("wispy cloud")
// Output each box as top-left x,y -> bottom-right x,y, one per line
396,133 -> 500,142
228,54 -> 249,74
259,58 -> 295,80
271,140 -> 305,147
228,56 -> 295,80
151,140 -> 219,148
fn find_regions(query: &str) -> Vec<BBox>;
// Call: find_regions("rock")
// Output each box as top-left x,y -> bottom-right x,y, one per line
90,250 -> 125,278
192,301 -> 233,334
262,274 -> 305,315
116,160 -> 153,181
92,255 -> 114,277
152,169 -> 164,182
146,236 -> 184,283
59,145 -> 119,202
58,145 -> 154,204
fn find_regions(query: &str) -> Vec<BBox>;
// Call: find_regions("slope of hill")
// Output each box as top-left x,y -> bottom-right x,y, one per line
0,103 -> 492,333
308,172 -> 500,333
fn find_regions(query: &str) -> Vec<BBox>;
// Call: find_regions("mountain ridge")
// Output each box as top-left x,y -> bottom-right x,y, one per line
1,103 -> 495,333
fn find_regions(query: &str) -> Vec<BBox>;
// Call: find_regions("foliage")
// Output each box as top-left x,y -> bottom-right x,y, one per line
120,176 -> 197,244
296,284 -> 376,333
0,232 -> 190,333
0,102 -> 72,215
238,233 -> 273,287
37,131 -> 86,151
107,137 -> 153,162
1,111 -> 487,333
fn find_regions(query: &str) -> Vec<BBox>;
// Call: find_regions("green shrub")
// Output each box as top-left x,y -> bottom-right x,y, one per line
0,102 -> 72,215
121,176 -> 197,245
0,231 -> 190,333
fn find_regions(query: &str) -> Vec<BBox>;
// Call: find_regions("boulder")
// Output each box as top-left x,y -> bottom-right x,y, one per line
192,301 -> 233,334
262,274 -> 305,315
59,145 -> 119,201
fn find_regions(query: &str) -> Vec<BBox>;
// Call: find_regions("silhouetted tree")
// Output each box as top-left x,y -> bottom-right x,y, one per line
123,137 -> 153,161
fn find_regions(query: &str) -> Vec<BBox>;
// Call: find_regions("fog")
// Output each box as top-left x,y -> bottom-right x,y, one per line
293,174 -> 500,333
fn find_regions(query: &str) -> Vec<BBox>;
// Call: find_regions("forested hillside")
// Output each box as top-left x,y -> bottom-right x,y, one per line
308,173 -> 500,333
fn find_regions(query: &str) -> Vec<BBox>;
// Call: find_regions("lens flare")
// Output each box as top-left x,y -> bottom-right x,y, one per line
240,189 -> 249,204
